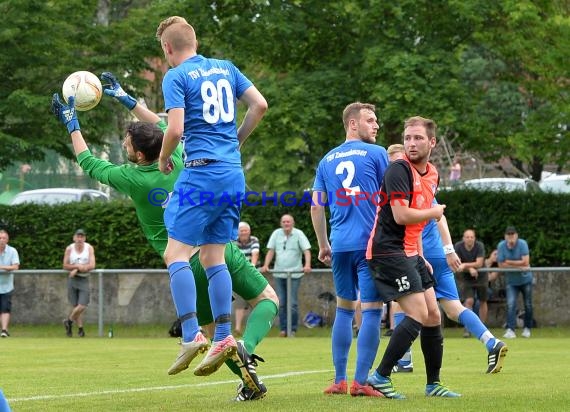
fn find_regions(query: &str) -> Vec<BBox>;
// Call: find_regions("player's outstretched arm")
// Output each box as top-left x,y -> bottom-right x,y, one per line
101,72 -> 161,124
51,94 -> 88,155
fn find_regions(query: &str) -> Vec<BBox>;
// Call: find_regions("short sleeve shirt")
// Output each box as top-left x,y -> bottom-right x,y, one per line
497,239 -> 532,285
267,228 -> 311,279
0,245 -> 20,294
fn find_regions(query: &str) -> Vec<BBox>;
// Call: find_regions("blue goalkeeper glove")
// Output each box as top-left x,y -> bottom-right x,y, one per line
100,72 -> 137,110
51,93 -> 80,134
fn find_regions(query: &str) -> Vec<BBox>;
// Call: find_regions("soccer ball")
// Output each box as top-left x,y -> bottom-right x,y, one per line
62,71 -> 102,111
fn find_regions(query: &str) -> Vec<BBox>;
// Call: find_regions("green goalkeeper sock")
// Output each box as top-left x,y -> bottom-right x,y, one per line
224,299 -> 278,379
242,299 -> 278,354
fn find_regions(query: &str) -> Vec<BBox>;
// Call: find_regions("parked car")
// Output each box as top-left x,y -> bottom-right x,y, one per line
462,178 -> 541,192
539,174 -> 570,193
10,188 -> 109,205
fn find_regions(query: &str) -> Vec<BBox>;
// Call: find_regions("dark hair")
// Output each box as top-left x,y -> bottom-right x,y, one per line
126,122 -> 164,162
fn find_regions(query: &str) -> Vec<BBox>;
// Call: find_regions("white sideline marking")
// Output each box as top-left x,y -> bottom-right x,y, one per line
9,369 -> 332,403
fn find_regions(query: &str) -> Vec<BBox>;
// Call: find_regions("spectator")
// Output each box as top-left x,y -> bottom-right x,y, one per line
261,214 -> 311,337
63,229 -> 95,338
449,156 -> 461,184
0,230 -> 20,338
232,221 -> 260,335
497,226 -> 533,339
454,229 -> 487,337
485,249 -> 500,283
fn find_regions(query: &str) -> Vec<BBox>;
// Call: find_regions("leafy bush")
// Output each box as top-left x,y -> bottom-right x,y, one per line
1,189 -> 567,269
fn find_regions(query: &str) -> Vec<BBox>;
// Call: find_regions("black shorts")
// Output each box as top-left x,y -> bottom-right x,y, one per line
368,254 -> 434,303
0,291 -> 13,313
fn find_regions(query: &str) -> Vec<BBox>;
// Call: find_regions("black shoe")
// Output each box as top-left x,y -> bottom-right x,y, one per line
78,327 -> 85,338
392,363 -> 414,373
64,319 -> 73,337
487,340 -> 508,374
0,330 -> 9,338
384,329 -> 393,337
234,382 -> 267,401
232,340 -> 266,395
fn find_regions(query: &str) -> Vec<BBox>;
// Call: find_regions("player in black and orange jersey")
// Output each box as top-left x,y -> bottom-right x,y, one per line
365,116 -> 461,399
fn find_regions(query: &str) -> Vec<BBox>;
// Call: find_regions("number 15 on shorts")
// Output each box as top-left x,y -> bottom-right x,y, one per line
395,276 -> 410,292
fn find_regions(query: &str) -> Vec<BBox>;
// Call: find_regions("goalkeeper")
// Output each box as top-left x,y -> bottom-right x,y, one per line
51,73 -> 277,402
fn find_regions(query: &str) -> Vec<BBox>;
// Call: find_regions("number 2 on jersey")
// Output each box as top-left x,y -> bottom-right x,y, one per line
201,79 -> 234,124
335,160 -> 361,195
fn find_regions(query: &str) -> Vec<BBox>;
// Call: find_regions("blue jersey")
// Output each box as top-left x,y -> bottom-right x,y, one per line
313,140 -> 388,252
162,55 -> 253,164
422,218 -> 444,259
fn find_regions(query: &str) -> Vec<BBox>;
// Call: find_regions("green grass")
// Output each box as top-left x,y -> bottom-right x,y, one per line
2,325 -> 569,411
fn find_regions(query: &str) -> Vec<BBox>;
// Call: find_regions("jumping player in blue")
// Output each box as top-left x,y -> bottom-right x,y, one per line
155,16 -> 268,378
387,145 -> 508,375
311,102 -> 389,397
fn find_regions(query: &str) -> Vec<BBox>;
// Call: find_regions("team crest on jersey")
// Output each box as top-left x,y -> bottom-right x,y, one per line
431,184 -> 437,194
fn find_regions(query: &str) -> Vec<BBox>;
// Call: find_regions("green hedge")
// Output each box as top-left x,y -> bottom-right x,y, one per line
1,190 -> 567,269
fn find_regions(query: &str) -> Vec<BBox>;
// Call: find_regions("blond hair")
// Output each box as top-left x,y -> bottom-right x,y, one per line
156,16 -> 197,51
387,144 -> 404,157
342,102 -> 376,131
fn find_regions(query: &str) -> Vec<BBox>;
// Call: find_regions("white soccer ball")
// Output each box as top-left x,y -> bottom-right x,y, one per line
62,71 -> 103,111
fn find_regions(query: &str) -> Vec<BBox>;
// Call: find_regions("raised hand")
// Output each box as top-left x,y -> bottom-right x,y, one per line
100,72 -> 137,110
51,94 -> 80,134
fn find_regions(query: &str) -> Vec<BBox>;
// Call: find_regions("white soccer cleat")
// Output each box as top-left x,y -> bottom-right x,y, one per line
167,332 -> 210,375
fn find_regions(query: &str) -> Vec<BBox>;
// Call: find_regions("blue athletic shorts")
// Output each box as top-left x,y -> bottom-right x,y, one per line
428,257 -> 460,301
332,250 -> 382,303
165,163 -> 244,245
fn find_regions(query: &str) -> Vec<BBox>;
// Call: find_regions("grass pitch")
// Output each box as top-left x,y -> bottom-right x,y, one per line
1,325 -> 569,411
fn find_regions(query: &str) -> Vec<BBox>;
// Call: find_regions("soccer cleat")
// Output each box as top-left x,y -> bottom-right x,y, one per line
234,381 -> 267,401
392,363 -> 414,373
521,327 -> 531,338
78,327 -> 85,338
503,328 -> 516,339
323,380 -> 347,395
425,382 -> 461,397
193,334 -> 237,376
366,372 -> 406,399
167,332 -> 210,375
232,340 -> 266,394
350,381 -> 384,397
486,340 -> 508,374
0,330 -> 9,338
64,319 -> 73,337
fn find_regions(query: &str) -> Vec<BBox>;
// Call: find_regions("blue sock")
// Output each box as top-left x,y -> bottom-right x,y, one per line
0,389 -> 11,412
355,308 -> 382,384
206,264 -> 233,341
168,262 -> 199,342
393,312 -> 412,366
458,308 -> 488,340
331,307 -> 354,383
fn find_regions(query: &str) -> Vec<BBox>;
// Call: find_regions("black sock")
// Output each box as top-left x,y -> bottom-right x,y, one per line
421,325 -> 443,385
377,316 -> 422,377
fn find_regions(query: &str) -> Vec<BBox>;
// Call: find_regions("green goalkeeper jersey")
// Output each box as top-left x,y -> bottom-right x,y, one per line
75,121 -> 182,255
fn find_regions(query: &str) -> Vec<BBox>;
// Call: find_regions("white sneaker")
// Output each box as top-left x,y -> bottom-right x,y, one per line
503,329 -> 517,339
167,332 -> 210,375
521,328 -> 531,338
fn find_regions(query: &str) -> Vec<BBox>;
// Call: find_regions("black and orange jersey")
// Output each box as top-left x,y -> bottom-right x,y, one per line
366,157 -> 439,258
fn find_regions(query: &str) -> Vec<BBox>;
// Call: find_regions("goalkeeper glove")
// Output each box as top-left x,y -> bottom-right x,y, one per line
100,72 -> 137,110
51,94 -> 80,134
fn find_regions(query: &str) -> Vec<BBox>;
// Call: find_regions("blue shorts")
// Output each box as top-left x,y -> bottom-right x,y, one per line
428,257 -> 460,301
164,163 -> 244,245
332,250 -> 381,303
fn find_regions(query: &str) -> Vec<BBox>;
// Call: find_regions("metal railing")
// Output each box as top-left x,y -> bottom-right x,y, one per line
2,266 -> 568,337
